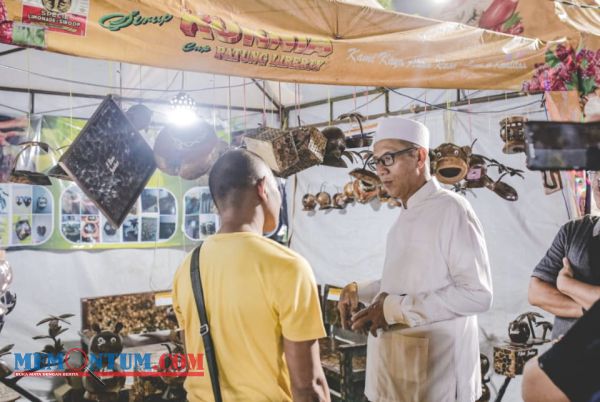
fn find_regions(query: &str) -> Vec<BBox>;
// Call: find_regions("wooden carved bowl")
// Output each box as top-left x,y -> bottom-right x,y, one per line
302,194 -> 317,211
316,191 -> 332,210
332,193 -> 346,209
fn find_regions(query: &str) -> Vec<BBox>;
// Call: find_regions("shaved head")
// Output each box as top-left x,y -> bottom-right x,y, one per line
208,149 -> 273,211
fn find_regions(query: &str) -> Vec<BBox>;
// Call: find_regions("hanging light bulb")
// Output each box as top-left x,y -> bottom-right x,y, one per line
170,92 -> 196,109
169,92 -> 199,126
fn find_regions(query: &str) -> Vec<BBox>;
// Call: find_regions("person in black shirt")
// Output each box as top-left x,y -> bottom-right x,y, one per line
529,171 -> 600,338
522,297 -> 600,402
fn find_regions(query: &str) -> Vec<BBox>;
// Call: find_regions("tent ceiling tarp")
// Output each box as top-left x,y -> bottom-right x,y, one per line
0,41 -> 516,120
2,0 -> 599,119
0,0 -> 554,90
0,42 -> 379,109
394,0 -> 600,50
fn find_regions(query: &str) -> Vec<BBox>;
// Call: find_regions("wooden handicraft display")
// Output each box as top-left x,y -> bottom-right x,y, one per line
58,96 -> 156,227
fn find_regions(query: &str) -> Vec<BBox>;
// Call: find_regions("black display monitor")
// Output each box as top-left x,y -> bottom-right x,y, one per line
524,121 -> 600,170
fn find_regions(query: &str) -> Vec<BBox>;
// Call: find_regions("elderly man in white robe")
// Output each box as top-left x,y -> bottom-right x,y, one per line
338,117 -> 493,402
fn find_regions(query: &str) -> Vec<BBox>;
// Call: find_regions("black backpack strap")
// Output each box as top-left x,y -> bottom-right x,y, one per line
190,244 -> 223,402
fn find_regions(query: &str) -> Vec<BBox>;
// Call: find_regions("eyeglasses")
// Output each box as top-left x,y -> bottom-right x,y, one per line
368,147 -> 417,169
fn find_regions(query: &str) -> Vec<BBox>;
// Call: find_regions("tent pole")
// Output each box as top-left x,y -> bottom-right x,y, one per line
281,108 -> 289,130
283,87 -> 385,114
29,92 -> 34,115
329,99 -> 333,125
251,79 -> 282,112
0,47 -> 26,58
384,89 -> 390,114
303,91 -> 535,128
0,86 -> 275,114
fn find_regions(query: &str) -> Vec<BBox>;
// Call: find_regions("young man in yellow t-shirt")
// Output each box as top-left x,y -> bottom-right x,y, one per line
172,149 -> 330,402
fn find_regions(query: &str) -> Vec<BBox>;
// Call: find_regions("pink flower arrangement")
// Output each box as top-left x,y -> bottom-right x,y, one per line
522,44 -> 600,95
0,0 -> 6,21
0,0 -> 12,45
0,21 -> 12,44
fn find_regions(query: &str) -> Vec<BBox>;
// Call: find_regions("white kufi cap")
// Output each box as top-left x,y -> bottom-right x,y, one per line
373,117 -> 430,149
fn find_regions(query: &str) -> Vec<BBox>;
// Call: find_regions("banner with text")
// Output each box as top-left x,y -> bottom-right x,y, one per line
0,0 -> 555,90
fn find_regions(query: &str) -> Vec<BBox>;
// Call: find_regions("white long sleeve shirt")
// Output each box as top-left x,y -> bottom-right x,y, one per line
358,178 -> 493,402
